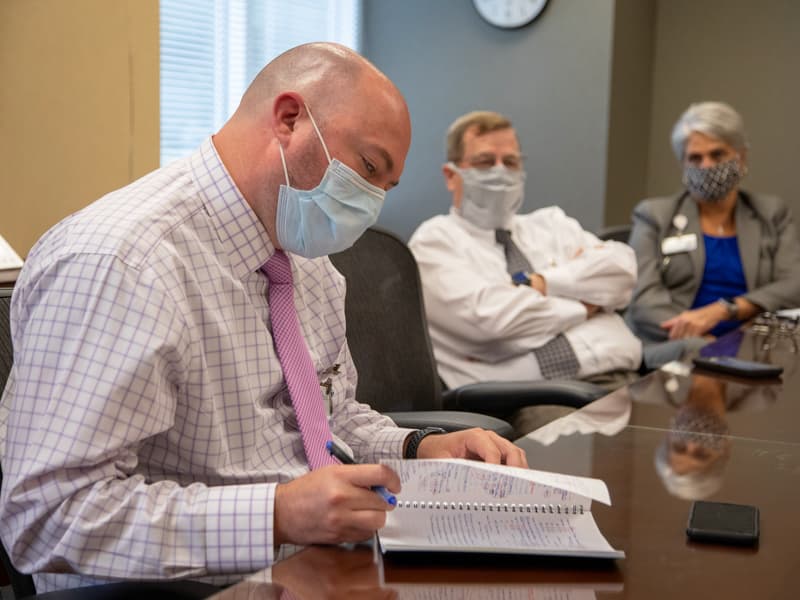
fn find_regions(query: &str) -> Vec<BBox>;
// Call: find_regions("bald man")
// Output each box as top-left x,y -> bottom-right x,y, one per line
0,43 -> 525,593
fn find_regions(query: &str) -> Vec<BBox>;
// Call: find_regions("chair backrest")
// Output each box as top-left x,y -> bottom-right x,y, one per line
0,288 -> 13,393
329,228 -> 443,412
0,287 -> 38,598
595,224 -> 632,244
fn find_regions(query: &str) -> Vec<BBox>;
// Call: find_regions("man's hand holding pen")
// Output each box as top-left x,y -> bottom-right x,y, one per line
274,429 -> 527,548
274,462 -> 401,547
327,440 -> 397,506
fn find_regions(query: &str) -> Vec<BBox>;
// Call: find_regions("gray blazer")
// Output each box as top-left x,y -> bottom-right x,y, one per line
626,191 -> 800,343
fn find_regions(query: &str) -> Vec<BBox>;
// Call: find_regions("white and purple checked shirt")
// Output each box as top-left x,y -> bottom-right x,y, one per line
0,138 -> 411,592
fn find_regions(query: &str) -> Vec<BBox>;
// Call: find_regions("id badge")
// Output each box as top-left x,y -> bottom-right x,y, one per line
661,233 -> 697,255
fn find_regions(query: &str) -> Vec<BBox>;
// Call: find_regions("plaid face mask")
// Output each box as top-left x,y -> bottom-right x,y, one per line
683,159 -> 741,202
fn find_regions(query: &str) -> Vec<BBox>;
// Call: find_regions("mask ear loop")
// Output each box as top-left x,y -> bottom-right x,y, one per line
304,103 -> 332,165
277,143 -> 290,186
736,154 -> 748,177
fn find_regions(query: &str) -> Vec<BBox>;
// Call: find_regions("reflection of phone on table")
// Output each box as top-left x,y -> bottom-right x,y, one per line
692,356 -> 783,378
686,501 -> 759,546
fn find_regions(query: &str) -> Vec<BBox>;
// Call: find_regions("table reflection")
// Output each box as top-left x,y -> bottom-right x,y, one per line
629,361 -> 780,430
209,545 -> 394,600
272,545 -> 394,600
653,373 -> 731,499
521,386 -> 632,447
207,543 -> 625,600
521,356 -> 784,500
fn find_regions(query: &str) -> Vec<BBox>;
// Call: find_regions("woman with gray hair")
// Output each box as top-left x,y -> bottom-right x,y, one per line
626,101 -> 800,365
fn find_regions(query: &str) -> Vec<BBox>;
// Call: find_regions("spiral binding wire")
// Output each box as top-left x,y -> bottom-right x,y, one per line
396,500 -> 585,514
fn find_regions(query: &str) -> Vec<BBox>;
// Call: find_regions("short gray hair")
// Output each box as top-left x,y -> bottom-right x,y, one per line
654,437 -> 729,500
670,101 -> 749,161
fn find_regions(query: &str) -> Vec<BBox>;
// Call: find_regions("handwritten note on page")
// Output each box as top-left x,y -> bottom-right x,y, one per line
378,459 -> 623,559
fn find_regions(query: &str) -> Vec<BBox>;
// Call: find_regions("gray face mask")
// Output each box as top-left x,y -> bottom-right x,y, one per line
683,159 -> 742,202
450,163 -> 526,229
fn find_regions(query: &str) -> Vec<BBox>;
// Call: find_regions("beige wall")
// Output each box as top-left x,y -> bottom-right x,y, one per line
646,0 -> 800,216
0,0 -> 159,257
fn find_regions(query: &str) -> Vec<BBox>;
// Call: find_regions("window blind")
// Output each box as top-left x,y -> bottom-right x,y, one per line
160,0 -> 361,165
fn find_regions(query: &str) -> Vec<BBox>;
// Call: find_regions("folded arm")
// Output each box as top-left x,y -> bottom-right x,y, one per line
538,238 -> 637,311
411,233 -> 587,361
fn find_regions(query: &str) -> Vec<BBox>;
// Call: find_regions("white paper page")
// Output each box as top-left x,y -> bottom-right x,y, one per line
380,507 -> 622,558
381,459 -> 610,506
0,235 -> 23,271
776,308 -> 800,319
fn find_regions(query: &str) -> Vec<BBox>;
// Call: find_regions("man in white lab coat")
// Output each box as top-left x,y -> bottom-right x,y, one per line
408,110 -> 642,390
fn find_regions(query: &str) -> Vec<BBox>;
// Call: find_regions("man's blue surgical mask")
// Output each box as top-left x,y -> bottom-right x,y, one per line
276,104 -> 386,258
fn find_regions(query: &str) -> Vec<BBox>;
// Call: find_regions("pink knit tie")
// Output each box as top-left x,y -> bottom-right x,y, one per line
262,250 -> 336,470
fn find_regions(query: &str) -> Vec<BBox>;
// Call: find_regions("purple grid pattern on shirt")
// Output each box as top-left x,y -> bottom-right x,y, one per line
0,138 -> 411,593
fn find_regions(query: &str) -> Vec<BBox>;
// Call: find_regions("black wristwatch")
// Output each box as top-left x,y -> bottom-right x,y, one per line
717,297 -> 739,320
404,427 -> 447,459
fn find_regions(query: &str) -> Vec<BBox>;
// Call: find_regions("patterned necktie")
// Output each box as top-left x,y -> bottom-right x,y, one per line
495,229 -> 533,275
262,250 -> 336,470
494,231 -> 580,379
532,334 -> 581,379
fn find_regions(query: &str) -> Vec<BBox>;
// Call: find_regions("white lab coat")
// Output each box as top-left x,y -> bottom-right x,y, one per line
408,207 -> 642,388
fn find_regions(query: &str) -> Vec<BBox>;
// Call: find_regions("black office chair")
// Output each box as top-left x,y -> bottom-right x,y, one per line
329,228 -> 605,432
0,287 -> 37,598
328,235 -> 515,438
595,224 -> 632,244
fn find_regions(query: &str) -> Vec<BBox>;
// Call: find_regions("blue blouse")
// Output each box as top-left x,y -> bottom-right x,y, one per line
691,234 -> 748,337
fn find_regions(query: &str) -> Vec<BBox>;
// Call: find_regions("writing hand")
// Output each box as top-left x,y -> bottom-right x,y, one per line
274,464 -> 401,547
416,428 -> 528,468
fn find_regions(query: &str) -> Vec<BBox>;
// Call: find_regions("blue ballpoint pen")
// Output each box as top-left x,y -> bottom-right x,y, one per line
326,440 -> 397,506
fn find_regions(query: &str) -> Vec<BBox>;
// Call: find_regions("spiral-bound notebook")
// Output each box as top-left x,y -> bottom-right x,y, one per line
378,459 -> 624,560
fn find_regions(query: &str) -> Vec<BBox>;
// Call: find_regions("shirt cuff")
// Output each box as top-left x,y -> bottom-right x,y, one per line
204,482 -> 276,575
537,265 -> 577,300
541,295 -> 590,330
357,426 -> 416,463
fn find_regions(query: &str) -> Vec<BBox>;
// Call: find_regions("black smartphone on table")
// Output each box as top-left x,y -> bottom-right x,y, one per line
686,501 -> 759,546
692,356 -> 783,379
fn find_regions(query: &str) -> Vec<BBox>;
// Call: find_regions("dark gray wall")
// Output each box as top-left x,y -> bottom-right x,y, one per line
604,0 -> 656,228
646,0 -> 800,218
363,0 -> 616,241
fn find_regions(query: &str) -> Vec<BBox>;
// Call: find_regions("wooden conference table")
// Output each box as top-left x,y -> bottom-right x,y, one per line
209,321 -> 800,599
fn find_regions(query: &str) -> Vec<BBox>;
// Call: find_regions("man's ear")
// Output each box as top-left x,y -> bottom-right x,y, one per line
442,163 -> 458,192
272,93 -> 303,145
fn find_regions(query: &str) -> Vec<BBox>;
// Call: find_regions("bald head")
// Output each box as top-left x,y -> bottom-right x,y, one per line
238,42 -> 403,128
214,42 -> 411,246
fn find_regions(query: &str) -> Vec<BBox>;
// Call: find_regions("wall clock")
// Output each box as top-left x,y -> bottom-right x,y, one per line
472,0 -> 550,29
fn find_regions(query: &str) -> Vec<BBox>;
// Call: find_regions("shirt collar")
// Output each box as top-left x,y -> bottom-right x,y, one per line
447,206 -> 514,240
190,137 -> 275,280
